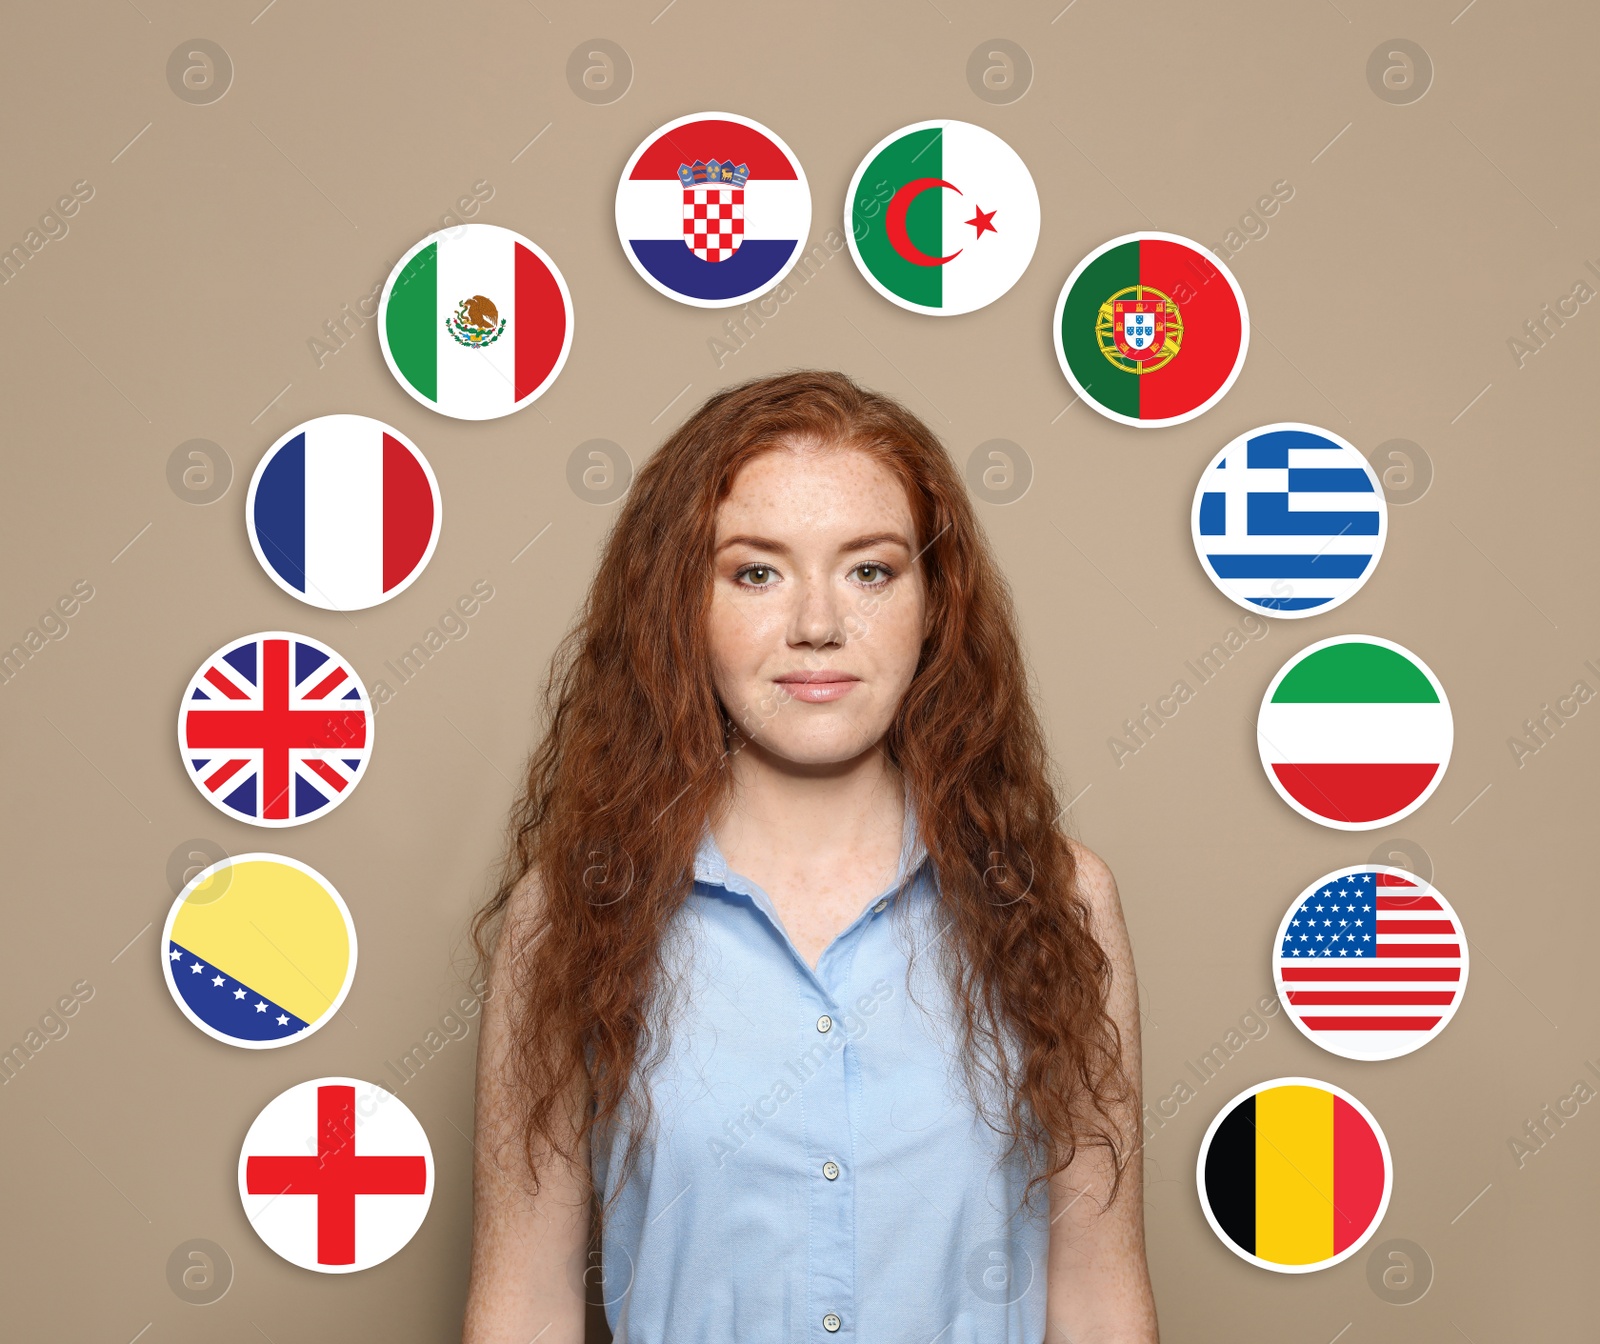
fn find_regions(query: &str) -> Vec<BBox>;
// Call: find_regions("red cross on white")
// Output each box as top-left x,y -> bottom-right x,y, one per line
239,1077 -> 434,1272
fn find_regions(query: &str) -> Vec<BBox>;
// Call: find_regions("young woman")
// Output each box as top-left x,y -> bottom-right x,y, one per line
463,371 -> 1157,1343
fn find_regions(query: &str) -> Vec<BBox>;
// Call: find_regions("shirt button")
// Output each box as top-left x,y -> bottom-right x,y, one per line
823,1160 -> 840,1180
816,1014 -> 832,1033
873,898 -> 888,912
823,1313 -> 841,1332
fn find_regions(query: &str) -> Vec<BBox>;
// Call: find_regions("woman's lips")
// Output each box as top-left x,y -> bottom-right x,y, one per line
775,674 -> 859,704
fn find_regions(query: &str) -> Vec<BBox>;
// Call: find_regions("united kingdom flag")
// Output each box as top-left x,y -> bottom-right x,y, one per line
178,633 -> 373,827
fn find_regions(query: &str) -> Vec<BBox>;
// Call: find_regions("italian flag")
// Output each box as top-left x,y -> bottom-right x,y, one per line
846,120 -> 1039,316
1055,232 -> 1246,426
1258,637 -> 1453,830
380,224 -> 572,421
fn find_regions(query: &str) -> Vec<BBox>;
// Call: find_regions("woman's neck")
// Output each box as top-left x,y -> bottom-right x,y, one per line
712,730 -> 907,877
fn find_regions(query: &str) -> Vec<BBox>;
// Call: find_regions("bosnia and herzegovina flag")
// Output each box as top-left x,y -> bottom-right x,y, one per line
615,113 -> 811,308
1258,636 -> 1454,830
379,223 -> 573,420
162,856 -> 356,1049
1055,232 -> 1247,427
247,415 -> 441,612
1200,1080 -> 1391,1270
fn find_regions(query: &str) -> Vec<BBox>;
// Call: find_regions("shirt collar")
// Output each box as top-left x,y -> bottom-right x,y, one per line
693,800 -> 930,895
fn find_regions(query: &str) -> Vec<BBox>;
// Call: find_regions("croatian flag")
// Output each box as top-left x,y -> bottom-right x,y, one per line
1192,424 -> 1386,617
615,113 -> 811,307
247,415 -> 441,612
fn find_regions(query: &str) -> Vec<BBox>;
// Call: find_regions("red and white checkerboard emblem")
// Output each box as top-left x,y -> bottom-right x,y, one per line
683,186 -> 745,262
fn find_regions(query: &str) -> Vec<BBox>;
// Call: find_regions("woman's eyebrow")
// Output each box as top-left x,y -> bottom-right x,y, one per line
715,531 -> 914,555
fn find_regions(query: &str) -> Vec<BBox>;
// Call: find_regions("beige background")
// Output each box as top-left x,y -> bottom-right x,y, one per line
2,0 -> 1595,1339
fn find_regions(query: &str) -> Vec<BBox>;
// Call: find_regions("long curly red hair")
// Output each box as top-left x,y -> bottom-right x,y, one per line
471,370 -> 1128,1223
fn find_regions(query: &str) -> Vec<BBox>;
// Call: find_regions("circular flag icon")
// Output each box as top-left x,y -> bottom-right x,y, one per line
615,112 -> 812,309
379,223 -> 573,420
1274,864 -> 1468,1061
161,854 -> 356,1048
1191,423 -> 1386,618
239,1076 -> 434,1273
1053,232 -> 1248,427
178,632 -> 374,827
1257,635 -> 1452,830
845,119 -> 1040,316
1198,1078 -> 1392,1273
247,415 -> 442,611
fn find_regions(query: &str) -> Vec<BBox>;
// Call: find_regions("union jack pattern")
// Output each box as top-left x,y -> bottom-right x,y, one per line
178,633 -> 373,827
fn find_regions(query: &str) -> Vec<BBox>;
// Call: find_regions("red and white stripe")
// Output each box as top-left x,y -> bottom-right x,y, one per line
1277,871 -> 1467,1062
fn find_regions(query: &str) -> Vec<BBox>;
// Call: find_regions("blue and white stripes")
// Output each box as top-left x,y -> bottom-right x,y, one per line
1192,424 -> 1387,617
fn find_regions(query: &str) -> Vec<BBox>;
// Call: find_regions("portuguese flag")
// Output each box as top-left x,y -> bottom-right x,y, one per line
1258,637 -> 1453,829
380,224 -> 571,421
846,120 -> 1039,316
1203,1083 -> 1389,1268
1056,234 -> 1245,425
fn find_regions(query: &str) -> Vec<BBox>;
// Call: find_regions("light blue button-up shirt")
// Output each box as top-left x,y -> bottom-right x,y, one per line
590,807 -> 1051,1342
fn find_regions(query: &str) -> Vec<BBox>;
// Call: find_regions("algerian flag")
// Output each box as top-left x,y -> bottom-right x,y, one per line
1257,637 -> 1453,830
845,120 -> 1040,316
379,223 -> 573,421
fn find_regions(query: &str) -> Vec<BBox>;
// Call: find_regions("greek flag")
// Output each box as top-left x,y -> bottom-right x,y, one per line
1192,424 -> 1387,617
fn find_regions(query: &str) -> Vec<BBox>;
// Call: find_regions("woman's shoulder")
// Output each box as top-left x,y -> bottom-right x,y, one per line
1061,837 -> 1134,967
1063,837 -> 1119,914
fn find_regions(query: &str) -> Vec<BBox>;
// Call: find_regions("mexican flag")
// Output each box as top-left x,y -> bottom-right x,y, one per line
1054,232 -> 1247,427
845,120 -> 1039,316
379,223 -> 572,421
1257,637 -> 1453,830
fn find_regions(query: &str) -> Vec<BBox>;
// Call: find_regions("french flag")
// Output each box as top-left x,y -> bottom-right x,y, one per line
247,414 -> 441,612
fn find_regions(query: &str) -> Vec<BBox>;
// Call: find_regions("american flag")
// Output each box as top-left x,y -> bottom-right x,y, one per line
179,633 -> 372,827
1276,867 -> 1467,1061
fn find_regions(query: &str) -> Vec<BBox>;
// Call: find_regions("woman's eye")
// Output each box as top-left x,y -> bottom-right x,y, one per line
735,565 -> 776,587
854,563 -> 892,585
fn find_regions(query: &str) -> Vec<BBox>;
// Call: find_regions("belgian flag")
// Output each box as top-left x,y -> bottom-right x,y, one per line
1201,1082 -> 1389,1268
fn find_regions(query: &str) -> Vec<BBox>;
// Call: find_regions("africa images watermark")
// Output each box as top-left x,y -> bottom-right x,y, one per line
1506,1053 -> 1600,1169
705,228 -> 850,369
1107,612 -> 1270,767
710,977 -> 895,1168
382,977 -> 493,1090
1505,256 -> 1600,369
1506,659 -> 1598,767
0,581 -> 96,687
1207,179 -> 1295,264
306,179 -> 496,370
1,180 -> 95,288
370,580 -> 495,711
1,979 -> 95,1086
1142,992 -> 1282,1143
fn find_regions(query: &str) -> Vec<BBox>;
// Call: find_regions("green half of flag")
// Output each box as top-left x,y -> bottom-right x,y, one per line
1272,641 -> 1439,703
852,127 -> 944,309
1060,239 -> 1139,419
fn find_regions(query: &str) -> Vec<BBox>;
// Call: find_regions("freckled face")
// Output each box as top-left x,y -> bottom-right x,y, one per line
707,444 -> 927,767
